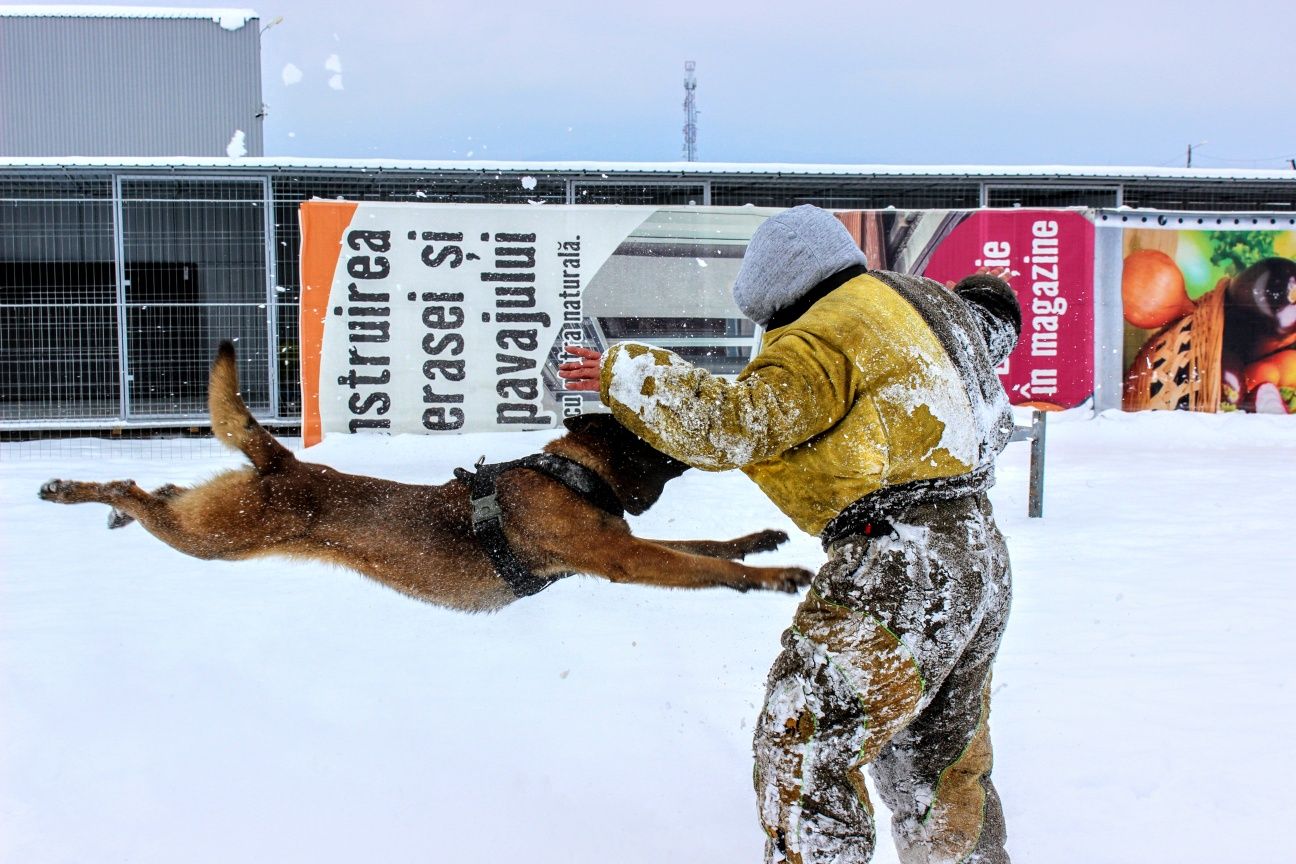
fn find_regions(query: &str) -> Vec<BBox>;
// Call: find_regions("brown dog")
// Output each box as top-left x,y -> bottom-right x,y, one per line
39,343 -> 812,612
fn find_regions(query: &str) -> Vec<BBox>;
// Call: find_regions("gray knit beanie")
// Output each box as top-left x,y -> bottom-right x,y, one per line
732,205 -> 868,325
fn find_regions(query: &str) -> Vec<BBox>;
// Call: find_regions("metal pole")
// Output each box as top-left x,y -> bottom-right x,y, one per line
261,176 -> 280,419
1092,222 -> 1126,412
682,61 -> 698,162
1028,409 -> 1046,518
110,174 -> 131,421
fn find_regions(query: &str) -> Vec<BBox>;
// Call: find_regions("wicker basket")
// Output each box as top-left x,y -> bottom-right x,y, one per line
1122,284 -> 1226,412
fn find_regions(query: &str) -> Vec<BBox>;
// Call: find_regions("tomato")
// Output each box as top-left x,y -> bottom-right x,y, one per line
1243,349 -> 1296,393
1280,350 -> 1296,383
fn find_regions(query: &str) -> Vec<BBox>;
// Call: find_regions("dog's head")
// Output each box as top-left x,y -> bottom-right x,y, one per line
560,413 -> 690,515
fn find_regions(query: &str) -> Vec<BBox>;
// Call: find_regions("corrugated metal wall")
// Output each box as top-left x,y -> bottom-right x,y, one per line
0,15 -> 263,158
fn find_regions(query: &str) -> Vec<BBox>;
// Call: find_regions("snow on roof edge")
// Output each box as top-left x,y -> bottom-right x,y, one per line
0,6 -> 257,30
0,156 -> 1291,183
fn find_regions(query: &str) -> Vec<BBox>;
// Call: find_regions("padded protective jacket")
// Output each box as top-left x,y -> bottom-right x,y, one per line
597,270 -> 1019,536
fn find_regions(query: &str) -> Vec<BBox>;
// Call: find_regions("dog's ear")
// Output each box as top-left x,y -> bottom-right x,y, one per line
562,413 -> 604,434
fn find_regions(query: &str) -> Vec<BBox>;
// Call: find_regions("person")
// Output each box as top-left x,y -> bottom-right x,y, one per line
558,204 -> 1020,864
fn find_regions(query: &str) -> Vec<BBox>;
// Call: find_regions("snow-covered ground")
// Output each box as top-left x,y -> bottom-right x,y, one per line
2,410 -> 1293,864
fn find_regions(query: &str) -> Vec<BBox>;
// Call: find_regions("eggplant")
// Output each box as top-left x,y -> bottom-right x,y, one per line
1226,257 -> 1296,335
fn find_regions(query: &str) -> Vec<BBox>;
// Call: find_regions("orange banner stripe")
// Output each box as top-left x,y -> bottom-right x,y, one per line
299,201 -> 358,447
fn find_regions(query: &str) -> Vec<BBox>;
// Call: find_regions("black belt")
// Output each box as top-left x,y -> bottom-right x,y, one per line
819,465 -> 995,551
454,454 -> 624,598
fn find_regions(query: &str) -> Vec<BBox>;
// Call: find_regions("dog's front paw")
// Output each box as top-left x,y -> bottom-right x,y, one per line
732,565 -> 814,595
38,479 -> 74,502
738,529 -> 790,557
775,567 -> 815,594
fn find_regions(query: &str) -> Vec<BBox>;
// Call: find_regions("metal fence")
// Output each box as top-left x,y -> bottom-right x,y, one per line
4,163 -> 1295,435
1,174 -> 116,423
118,177 -> 275,419
1,175 -> 278,429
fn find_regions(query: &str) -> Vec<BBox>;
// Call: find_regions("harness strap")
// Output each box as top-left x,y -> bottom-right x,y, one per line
527,454 -> 624,520
819,464 -> 995,551
453,453 -> 624,598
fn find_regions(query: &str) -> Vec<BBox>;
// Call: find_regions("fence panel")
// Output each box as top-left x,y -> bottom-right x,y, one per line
0,176 -> 119,423
118,177 -> 272,418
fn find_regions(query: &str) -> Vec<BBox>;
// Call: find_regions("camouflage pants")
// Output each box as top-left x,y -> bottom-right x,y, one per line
754,493 -> 1011,864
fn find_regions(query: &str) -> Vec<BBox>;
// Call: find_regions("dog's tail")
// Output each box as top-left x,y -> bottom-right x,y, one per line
210,341 -> 293,473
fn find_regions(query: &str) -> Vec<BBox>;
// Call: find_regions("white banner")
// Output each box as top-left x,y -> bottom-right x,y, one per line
301,202 -> 669,443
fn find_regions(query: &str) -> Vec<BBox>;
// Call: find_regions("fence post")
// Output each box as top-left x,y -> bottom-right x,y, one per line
110,173 -> 130,422
262,176 -> 279,419
1028,409 -> 1046,518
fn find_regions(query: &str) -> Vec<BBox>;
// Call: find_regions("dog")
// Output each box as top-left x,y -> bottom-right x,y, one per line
39,342 -> 813,612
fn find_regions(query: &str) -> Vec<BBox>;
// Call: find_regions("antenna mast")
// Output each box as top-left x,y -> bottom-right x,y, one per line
682,61 -> 698,162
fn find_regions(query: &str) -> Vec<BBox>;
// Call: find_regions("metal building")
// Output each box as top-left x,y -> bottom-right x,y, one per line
0,7 -> 264,158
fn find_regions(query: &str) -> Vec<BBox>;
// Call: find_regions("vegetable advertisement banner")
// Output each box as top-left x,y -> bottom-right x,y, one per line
1119,228 -> 1296,413
300,204 -> 1098,445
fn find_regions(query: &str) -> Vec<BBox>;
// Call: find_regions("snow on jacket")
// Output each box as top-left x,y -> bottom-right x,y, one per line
597,270 -> 1020,536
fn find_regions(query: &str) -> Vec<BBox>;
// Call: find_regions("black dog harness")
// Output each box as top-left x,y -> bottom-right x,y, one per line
819,464 -> 995,551
454,454 -> 625,598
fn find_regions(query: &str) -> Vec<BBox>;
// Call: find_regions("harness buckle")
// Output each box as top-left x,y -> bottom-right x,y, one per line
471,491 -> 502,523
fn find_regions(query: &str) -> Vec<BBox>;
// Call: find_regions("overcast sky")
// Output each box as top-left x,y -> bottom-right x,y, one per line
243,0 -> 1292,168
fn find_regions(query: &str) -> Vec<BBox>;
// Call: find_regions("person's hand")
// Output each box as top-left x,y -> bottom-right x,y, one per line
557,345 -> 603,391
945,266 -> 1014,290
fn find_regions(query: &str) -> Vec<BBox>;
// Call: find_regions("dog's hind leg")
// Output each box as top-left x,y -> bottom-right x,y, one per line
41,479 -> 177,529
41,478 -> 151,509
108,483 -> 187,529
39,479 -> 221,559
650,529 -> 791,560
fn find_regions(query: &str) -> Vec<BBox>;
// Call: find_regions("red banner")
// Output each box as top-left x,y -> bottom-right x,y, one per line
922,211 -> 1095,410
